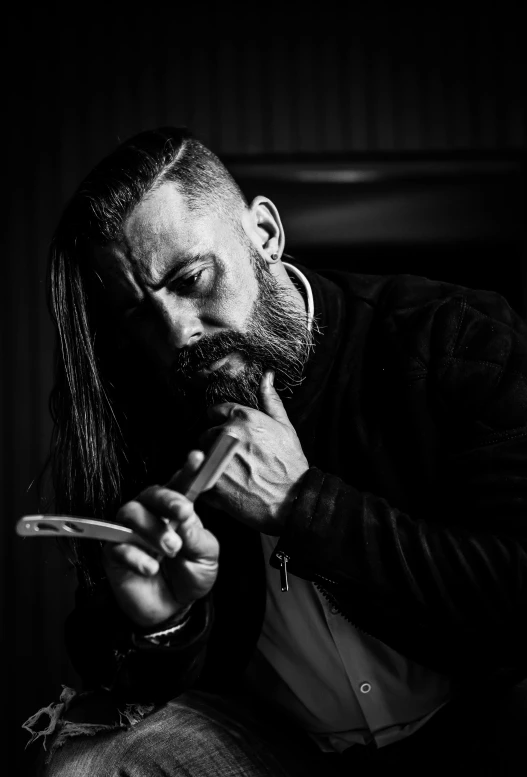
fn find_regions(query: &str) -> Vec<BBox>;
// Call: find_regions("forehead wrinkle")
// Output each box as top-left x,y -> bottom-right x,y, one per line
118,181 -> 227,290
112,225 -> 172,292
123,212 -> 198,289
116,237 -> 212,295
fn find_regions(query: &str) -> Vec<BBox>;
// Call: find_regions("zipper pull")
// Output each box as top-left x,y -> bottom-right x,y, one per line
277,552 -> 289,592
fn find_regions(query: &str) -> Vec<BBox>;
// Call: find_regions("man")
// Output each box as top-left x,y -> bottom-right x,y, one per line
30,127 -> 527,776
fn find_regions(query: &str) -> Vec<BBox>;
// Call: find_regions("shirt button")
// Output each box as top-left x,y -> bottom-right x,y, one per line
359,682 -> 372,694
330,605 -> 339,614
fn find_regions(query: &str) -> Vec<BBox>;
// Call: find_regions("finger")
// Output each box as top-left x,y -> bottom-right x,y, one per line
117,494 -> 185,557
103,541 -> 161,577
206,402 -> 238,422
167,493 -> 219,560
137,486 -> 202,531
166,449 -> 206,493
259,370 -> 291,424
138,488 -> 216,560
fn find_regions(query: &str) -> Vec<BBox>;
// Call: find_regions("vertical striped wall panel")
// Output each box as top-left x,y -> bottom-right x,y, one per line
35,23 -> 526,178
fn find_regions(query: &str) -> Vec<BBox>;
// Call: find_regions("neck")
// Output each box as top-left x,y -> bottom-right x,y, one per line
272,259 -> 308,323
283,261 -> 314,332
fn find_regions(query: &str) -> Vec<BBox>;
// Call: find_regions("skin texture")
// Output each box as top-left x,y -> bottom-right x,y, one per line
95,182 -> 310,628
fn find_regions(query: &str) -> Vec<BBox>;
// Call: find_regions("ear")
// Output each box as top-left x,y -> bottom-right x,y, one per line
241,196 -> 285,267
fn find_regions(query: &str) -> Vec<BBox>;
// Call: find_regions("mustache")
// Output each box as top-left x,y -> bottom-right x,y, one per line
170,331 -> 262,380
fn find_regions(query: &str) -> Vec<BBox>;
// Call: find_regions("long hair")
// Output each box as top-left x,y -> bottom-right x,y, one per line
45,127 -> 247,590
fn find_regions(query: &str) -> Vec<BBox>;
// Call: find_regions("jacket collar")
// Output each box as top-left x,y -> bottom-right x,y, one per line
281,263 -> 347,426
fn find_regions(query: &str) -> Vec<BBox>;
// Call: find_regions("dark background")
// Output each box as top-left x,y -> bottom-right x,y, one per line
1,5 -> 525,775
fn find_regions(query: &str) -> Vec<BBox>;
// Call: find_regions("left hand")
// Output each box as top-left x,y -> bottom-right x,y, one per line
199,370 -> 309,535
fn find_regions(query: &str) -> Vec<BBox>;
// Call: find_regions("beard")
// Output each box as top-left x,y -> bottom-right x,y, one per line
165,249 -> 316,412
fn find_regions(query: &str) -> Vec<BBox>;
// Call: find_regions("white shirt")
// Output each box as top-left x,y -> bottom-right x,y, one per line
243,534 -> 457,753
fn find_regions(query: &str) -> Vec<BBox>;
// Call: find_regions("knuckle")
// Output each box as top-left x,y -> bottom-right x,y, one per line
139,484 -> 161,500
116,500 -> 143,524
117,542 -> 136,560
168,498 -> 193,518
161,493 -> 183,512
115,504 -> 128,523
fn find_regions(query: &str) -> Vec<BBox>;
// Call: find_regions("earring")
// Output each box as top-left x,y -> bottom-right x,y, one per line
271,253 -> 279,261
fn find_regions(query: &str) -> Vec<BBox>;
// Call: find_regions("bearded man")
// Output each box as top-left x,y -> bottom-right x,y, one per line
31,128 -> 527,776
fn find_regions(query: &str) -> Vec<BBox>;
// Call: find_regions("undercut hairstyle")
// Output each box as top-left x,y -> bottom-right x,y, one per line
45,128 -> 249,589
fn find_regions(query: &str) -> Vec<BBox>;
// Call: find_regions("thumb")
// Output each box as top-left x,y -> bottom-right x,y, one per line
260,370 -> 290,424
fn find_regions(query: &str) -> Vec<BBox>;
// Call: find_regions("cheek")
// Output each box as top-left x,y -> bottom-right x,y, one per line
213,264 -> 258,330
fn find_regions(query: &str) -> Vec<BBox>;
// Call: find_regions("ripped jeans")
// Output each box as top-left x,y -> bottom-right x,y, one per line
24,680 -> 527,776
25,687 -> 342,777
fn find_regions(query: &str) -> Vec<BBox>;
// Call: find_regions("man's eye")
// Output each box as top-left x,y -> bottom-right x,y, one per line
176,270 -> 205,292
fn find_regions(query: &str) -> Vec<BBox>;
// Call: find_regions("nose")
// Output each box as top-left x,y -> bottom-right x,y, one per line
150,292 -> 204,351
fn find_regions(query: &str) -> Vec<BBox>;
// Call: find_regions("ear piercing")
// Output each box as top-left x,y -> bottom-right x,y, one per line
271,253 -> 279,261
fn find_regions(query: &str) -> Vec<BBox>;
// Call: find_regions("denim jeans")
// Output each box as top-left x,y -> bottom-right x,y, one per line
32,680 -> 527,776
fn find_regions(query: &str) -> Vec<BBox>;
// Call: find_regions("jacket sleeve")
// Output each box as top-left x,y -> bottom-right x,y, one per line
271,284 -> 527,678
65,579 -> 214,703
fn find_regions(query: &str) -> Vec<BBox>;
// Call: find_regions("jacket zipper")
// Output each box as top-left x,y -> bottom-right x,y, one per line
275,550 -> 290,591
274,550 -> 377,640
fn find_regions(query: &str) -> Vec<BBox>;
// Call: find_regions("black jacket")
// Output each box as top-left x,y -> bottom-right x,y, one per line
66,267 -> 527,704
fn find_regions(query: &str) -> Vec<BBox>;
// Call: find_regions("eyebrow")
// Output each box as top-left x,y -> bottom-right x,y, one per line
141,254 -> 208,292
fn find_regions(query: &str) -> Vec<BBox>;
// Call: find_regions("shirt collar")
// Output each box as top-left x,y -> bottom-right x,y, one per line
283,261 -> 315,332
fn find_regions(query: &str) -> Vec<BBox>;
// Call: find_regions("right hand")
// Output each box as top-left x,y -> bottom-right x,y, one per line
102,450 -> 219,629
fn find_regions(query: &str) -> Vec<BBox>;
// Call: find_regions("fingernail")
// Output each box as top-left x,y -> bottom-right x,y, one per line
141,559 -> 158,576
268,370 -> 275,387
162,535 -> 179,555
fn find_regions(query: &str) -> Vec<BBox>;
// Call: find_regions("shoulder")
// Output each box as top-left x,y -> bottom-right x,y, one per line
380,273 -> 527,437
322,269 -> 527,435
312,265 -> 527,373
325,270 -> 526,361
313,267 -> 489,323
373,272 -> 527,369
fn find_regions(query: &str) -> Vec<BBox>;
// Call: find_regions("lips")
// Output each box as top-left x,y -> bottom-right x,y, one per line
195,354 -> 231,376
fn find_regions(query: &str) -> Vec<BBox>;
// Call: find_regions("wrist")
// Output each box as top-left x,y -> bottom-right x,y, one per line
133,603 -> 195,647
139,602 -> 194,635
276,466 -> 309,529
